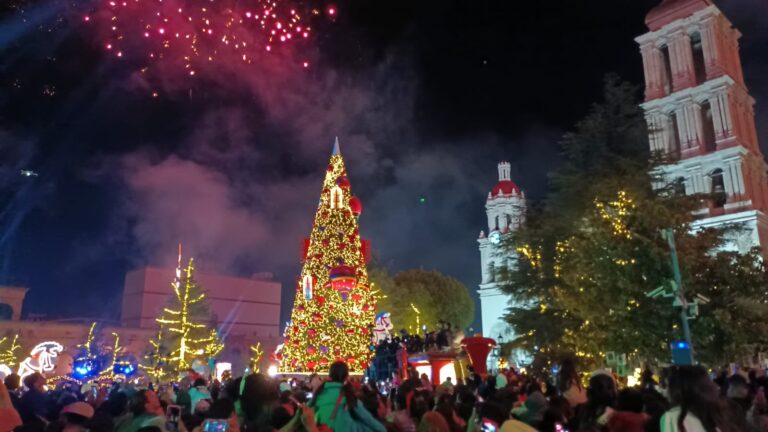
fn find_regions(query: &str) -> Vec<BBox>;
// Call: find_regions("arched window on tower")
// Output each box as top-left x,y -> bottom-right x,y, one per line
710,168 -> 727,208
690,32 -> 706,85
701,101 -> 716,153
660,44 -> 673,95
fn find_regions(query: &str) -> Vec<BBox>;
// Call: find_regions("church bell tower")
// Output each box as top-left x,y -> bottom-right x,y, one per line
478,162 -> 525,345
636,0 -> 768,253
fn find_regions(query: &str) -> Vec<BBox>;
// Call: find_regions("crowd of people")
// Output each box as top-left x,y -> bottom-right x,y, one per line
369,323 -> 465,382
3,358 -> 768,432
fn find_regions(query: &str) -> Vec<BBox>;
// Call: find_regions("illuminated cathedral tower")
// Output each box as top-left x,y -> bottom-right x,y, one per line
636,0 -> 768,252
478,162 -> 525,346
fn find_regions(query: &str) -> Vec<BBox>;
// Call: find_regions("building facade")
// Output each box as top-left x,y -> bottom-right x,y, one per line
478,162 -> 525,362
0,267 -> 282,375
636,0 -> 768,252
121,266 -> 283,371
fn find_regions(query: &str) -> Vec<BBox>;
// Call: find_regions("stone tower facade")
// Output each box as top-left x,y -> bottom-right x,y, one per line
636,0 -> 768,252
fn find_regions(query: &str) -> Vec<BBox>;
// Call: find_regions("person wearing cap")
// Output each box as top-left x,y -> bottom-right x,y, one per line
59,401 -> 95,432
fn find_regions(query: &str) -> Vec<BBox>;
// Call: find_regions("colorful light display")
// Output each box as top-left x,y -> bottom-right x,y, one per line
18,341 -> 64,379
89,0 -> 334,76
279,139 -> 376,374
73,322 -> 101,379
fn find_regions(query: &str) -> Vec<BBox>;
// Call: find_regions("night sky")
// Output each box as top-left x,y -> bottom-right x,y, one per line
0,0 -> 766,330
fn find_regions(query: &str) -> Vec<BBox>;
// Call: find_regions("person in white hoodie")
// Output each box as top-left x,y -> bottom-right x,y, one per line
660,365 -> 734,432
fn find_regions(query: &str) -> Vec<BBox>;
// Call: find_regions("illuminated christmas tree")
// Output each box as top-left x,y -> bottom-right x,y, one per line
142,253 -> 223,378
279,139 -> 376,374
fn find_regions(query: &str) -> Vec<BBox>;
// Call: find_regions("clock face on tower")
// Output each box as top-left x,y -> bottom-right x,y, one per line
489,230 -> 501,245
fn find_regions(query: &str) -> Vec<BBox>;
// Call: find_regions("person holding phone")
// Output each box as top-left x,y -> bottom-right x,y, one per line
198,399 -> 239,432
309,361 -> 386,431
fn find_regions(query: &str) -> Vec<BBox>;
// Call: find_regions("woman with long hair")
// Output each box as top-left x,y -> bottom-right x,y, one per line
578,373 -> 617,431
309,361 -> 386,431
240,373 -> 280,428
661,365 -> 734,432
557,359 -> 587,409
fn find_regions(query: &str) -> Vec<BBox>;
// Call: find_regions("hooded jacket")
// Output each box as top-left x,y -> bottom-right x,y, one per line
310,382 -> 386,432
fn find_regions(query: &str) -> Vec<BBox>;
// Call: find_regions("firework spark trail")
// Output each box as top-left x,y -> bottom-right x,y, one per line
87,0 -> 333,78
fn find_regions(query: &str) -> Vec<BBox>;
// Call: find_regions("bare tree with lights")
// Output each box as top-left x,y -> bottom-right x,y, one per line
141,253 -> 223,379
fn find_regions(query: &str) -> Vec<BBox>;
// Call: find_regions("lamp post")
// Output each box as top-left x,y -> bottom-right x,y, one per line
660,228 -> 694,362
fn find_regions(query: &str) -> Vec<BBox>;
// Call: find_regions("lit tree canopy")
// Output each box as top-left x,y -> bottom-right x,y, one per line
498,75 -> 768,369
279,141 -> 377,374
371,267 -> 475,333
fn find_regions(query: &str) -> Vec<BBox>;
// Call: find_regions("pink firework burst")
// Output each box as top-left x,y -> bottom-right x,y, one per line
88,0 -> 331,77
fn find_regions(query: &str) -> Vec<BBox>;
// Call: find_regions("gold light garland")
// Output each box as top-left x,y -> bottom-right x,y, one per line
141,257 -> 223,379
249,342 -> 263,373
279,147 -> 377,374
0,334 -> 22,367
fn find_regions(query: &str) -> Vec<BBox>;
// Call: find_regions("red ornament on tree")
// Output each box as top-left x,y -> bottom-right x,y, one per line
349,196 -> 362,216
336,176 -> 351,189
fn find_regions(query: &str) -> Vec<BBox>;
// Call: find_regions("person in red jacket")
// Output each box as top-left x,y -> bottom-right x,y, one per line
607,388 -> 648,432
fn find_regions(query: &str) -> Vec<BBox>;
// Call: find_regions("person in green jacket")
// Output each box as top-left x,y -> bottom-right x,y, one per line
175,377 -> 192,415
116,389 -> 167,432
309,361 -> 386,432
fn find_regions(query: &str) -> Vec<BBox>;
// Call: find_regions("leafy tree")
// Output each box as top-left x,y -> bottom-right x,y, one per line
498,75 -> 768,369
372,268 -> 475,332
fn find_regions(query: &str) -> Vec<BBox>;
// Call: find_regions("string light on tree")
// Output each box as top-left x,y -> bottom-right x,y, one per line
595,190 -> 635,239
279,138 -> 377,374
249,342 -> 264,373
73,323 -> 101,378
0,334 -> 22,369
142,248 -> 223,379
140,326 -> 169,381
